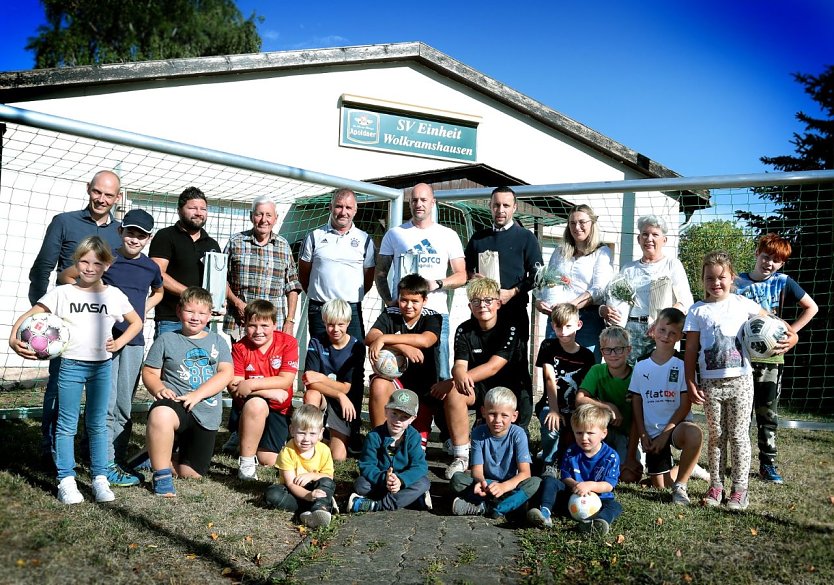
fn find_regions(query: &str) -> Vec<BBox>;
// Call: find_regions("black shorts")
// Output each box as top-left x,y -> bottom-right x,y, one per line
258,407 -> 291,454
645,432 -> 683,476
150,399 -> 217,476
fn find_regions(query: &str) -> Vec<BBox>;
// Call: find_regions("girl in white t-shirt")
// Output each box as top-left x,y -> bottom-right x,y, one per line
10,236 -> 142,505
683,251 -> 795,512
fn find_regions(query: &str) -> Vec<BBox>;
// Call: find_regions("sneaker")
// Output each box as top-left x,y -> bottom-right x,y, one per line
704,486 -> 723,507
691,463 -> 711,482
527,507 -> 553,528
152,469 -> 176,498
672,483 -> 691,506
300,509 -> 332,528
238,456 -> 258,481
444,457 -> 469,480
106,462 -> 141,487
348,493 -> 379,513
92,475 -> 116,503
578,518 -> 610,536
57,477 -> 84,505
542,464 -> 559,479
423,490 -> 433,511
452,497 -> 485,516
759,465 -> 784,484
727,489 -> 749,512
222,431 -> 240,455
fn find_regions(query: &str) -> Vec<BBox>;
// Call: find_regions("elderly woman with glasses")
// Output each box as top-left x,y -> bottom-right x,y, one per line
600,215 -> 694,363
536,204 -> 614,362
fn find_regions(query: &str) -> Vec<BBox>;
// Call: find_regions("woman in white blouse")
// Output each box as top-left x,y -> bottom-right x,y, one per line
536,204 -> 613,361
601,214 -> 694,363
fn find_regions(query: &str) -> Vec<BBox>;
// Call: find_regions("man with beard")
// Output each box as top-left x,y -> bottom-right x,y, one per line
149,187 -> 222,338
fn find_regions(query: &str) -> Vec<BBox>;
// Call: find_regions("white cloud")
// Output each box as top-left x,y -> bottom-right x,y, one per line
287,35 -> 349,50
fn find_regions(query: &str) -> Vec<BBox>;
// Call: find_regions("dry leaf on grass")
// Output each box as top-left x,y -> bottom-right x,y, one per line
828,496 -> 834,505
750,528 -> 758,536
616,534 -> 625,544
656,517 -> 664,526
675,549 -> 682,558
210,533 -> 219,541
683,573 -> 693,582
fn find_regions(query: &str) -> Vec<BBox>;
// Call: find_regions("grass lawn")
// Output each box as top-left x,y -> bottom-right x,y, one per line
516,426 -> 834,584
1,410 -> 832,584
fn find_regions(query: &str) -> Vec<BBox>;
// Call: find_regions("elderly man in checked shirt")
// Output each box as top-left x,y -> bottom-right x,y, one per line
224,196 -> 302,340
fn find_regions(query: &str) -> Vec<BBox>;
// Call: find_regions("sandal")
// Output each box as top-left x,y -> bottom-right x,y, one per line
152,468 -> 176,497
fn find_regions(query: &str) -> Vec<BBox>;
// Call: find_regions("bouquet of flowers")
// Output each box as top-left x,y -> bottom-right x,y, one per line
605,275 -> 636,326
534,263 -> 574,305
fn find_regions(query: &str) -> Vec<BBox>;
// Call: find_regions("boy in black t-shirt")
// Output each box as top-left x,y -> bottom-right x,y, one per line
534,303 -> 595,475
366,274 -> 442,448
431,278 -> 532,479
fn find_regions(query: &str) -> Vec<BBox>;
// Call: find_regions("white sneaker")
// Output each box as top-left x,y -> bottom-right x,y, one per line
92,475 -> 115,503
691,464 -> 711,482
423,490 -> 433,510
445,457 -> 469,480
58,477 -> 84,505
238,455 -> 258,481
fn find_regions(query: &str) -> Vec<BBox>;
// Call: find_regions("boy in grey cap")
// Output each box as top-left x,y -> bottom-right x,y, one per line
349,389 -> 431,512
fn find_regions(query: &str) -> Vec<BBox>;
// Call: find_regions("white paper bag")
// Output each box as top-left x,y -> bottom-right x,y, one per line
202,251 -> 228,313
478,250 -> 501,282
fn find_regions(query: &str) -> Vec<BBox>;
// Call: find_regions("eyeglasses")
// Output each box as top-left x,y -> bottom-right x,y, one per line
569,220 -> 592,228
470,297 -> 497,306
600,346 -> 628,356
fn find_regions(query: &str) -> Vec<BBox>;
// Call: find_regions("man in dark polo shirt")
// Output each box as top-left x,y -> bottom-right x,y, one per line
149,187 -> 221,337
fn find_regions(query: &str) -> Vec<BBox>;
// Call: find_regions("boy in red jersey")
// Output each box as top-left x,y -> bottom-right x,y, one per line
230,300 -> 299,480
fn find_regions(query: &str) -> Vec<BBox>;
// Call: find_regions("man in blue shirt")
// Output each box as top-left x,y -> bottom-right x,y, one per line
28,170 -> 123,466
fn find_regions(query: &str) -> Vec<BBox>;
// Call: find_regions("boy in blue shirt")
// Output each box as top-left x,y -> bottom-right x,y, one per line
449,387 -> 540,520
528,403 -> 622,534
735,233 -> 816,484
303,299 -> 366,461
349,389 -> 431,512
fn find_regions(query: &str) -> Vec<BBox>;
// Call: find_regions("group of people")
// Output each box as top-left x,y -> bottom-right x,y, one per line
10,169 -> 817,533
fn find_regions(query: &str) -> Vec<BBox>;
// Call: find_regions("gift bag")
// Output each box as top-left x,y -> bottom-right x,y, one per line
648,276 -> 674,322
202,251 -> 228,313
478,250 -> 501,282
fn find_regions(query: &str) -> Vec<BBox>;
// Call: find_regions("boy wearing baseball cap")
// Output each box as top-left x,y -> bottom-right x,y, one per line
348,388 -> 431,512
61,208 -> 163,486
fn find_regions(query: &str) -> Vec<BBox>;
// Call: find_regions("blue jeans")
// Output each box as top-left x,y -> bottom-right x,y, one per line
55,358 -> 112,480
307,300 -> 365,341
450,472 -> 541,515
537,405 -> 561,465
353,474 -> 431,511
538,477 -> 623,525
546,306 -> 604,364
154,319 -> 182,340
438,314 -> 450,380
108,345 -> 145,463
41,357 -> 61,455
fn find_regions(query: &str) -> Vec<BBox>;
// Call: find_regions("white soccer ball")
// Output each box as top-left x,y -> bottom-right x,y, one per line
741,314 -> 788,360
568,492 -> 602,521
17,313 -> 70,360
371,348 -> 408,381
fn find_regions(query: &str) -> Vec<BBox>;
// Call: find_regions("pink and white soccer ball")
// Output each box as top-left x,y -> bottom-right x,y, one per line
17,313 -> 70,360
568,492 -> 602,521
371,348 -> 408,381
740,314 -> 788,360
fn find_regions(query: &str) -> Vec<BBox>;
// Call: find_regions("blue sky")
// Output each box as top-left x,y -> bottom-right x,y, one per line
1,0 -> 832,178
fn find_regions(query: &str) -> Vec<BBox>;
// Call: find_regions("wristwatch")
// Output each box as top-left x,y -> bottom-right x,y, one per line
435,279 -> 444,290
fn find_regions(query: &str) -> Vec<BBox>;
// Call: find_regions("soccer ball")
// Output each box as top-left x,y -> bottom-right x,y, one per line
740,314 -> 787,360
17,313 -> 70,360
371,348 -> 408,380
568,492 -> 602,521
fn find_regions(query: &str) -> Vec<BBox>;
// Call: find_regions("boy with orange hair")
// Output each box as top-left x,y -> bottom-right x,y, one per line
735,233 -> 817,484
